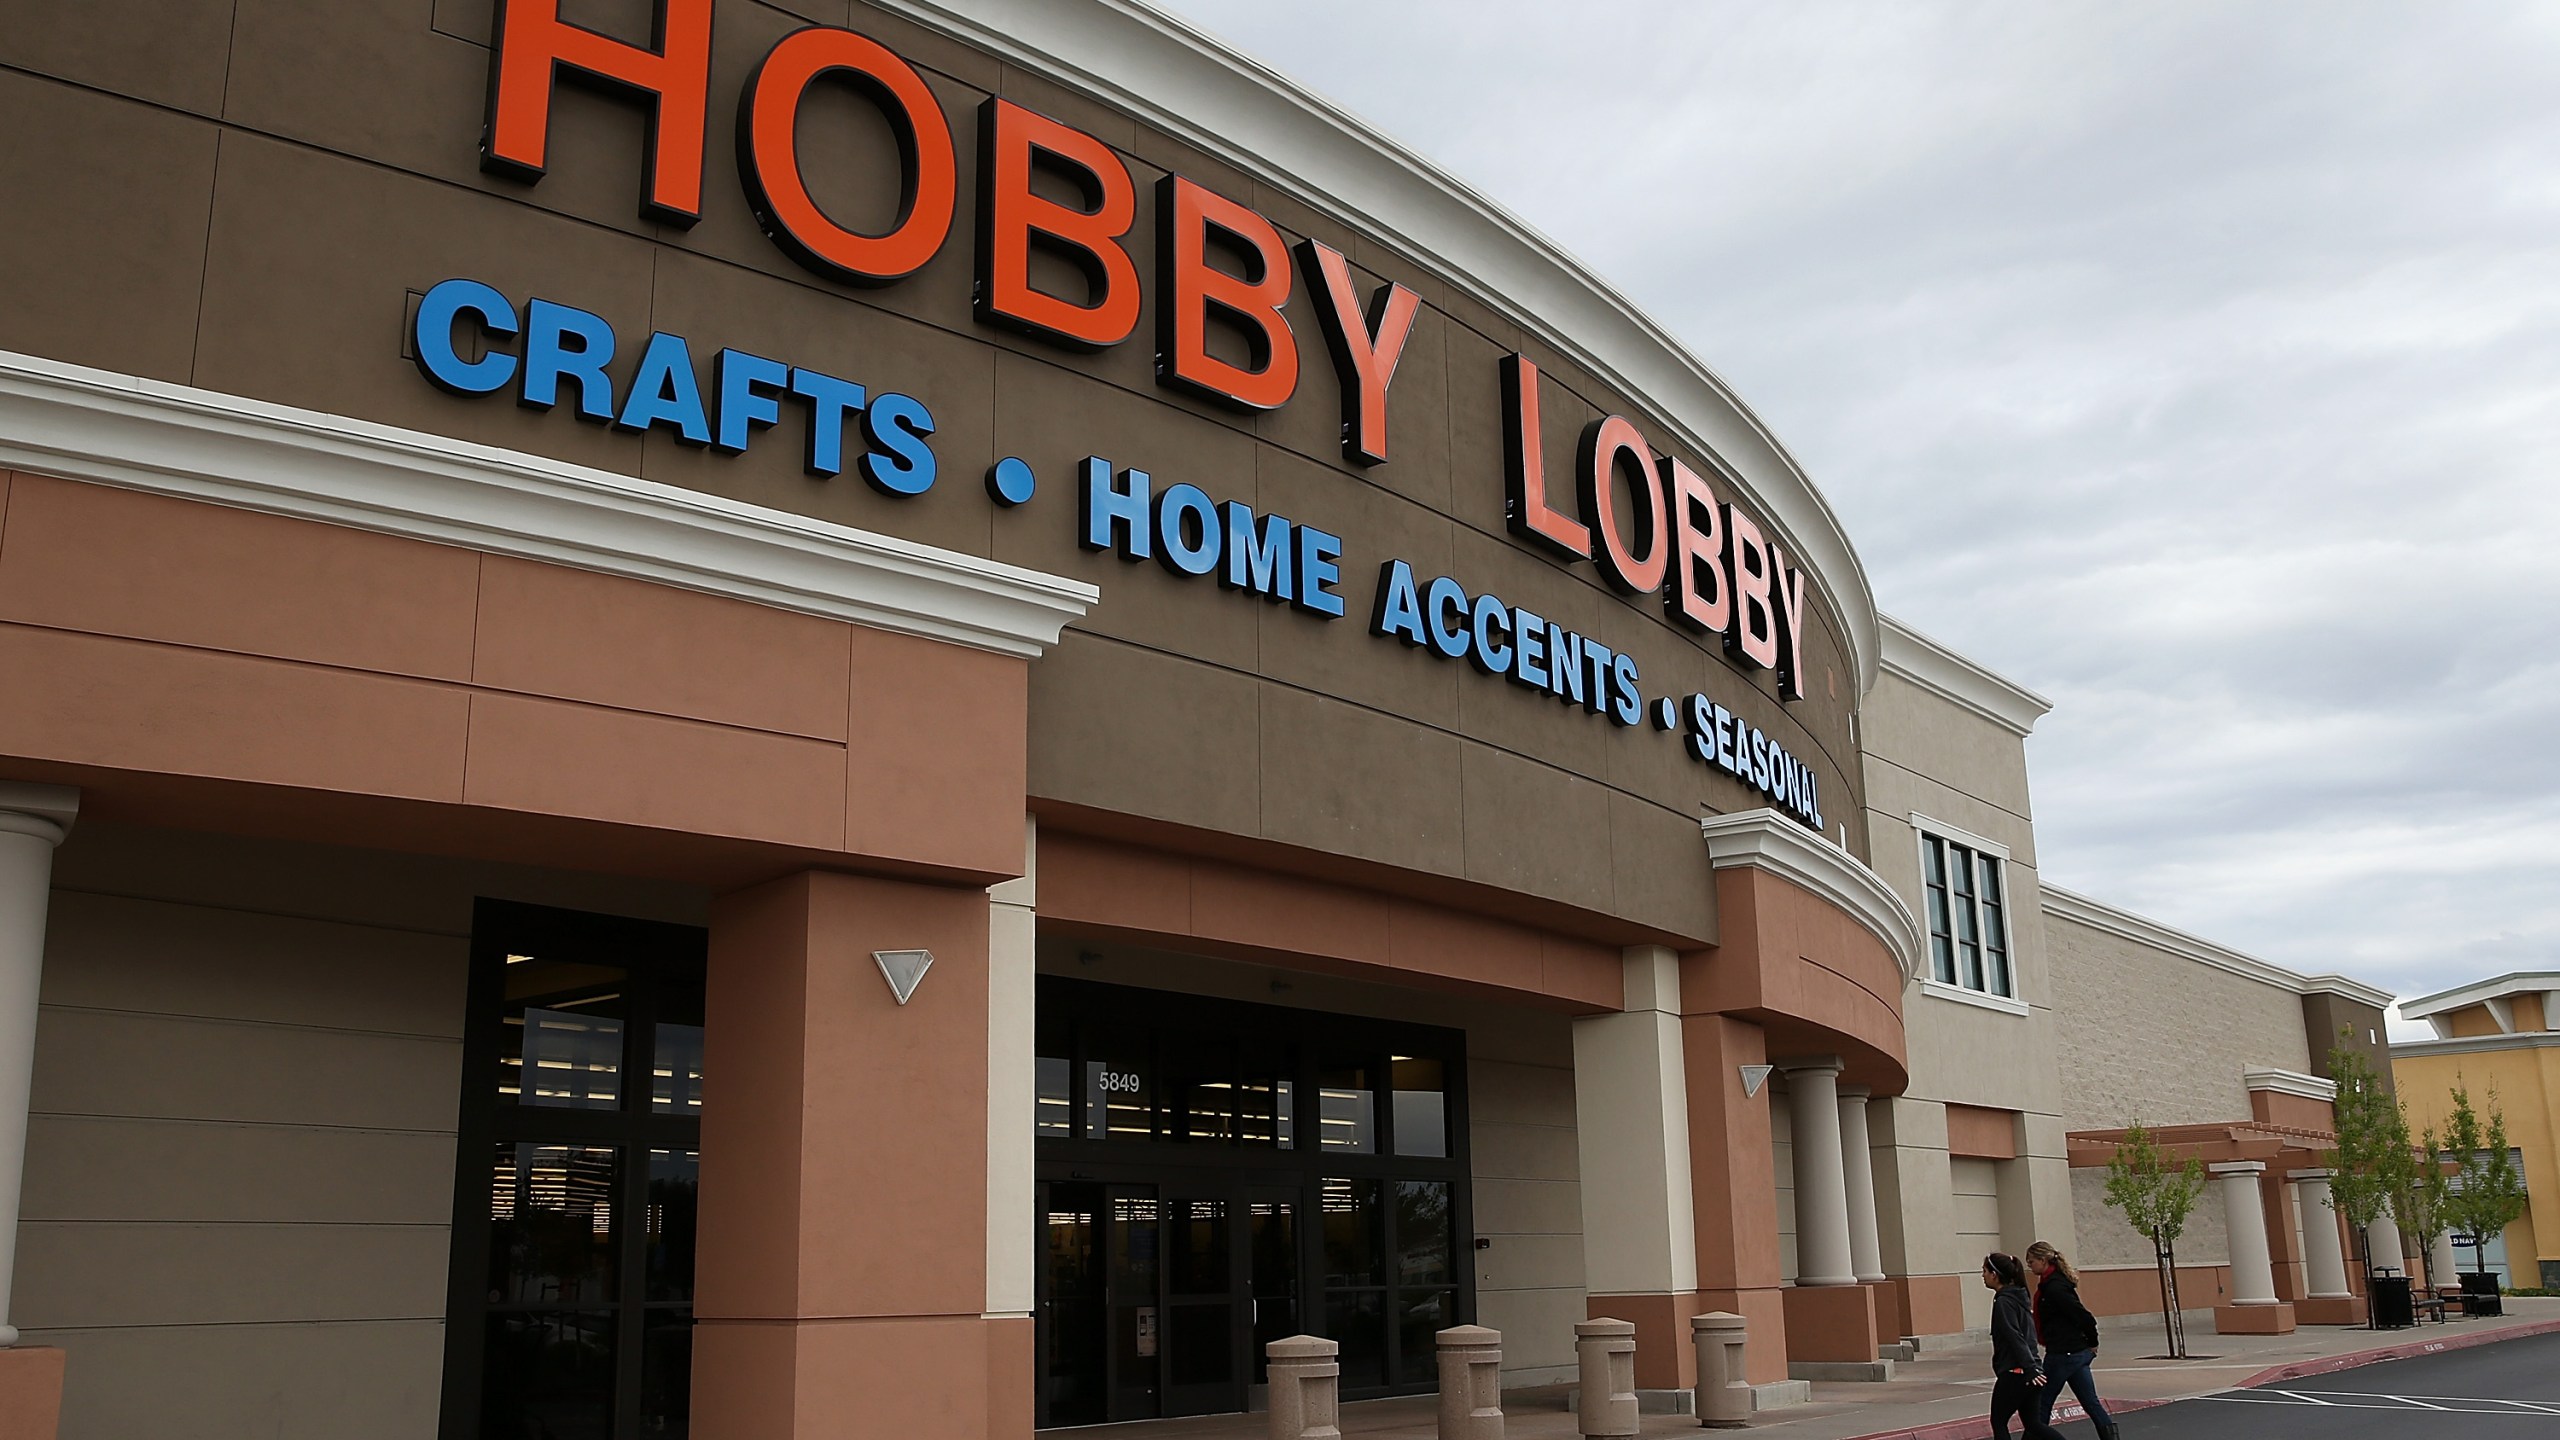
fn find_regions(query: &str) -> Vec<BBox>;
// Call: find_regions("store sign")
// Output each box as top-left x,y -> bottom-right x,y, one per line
429,1 -> 1830,831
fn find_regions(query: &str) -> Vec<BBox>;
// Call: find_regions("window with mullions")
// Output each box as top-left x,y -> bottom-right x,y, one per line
1920,831 -> 2012,997
442,900 -> 706,1440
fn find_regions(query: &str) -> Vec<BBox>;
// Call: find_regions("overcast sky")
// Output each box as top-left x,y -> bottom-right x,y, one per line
1149,0 -> 2560,1029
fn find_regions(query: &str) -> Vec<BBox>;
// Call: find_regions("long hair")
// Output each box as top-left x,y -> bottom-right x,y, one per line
2026,1240 -> 2078,1282
1984,1252 -> 2029,1288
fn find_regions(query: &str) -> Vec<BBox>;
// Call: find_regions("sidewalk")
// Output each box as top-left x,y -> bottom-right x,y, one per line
1062,1299 -> 2560,1439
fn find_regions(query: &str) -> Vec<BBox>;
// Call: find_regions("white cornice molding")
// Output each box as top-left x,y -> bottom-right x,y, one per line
1877,615 -> 2054,737
2398,971 -> 2560,1022
865,0 -> 1881,692
1699,808 -> 1924,983
1916,977 -> 2031,1018
2040,885 -> 2394,1009
2390,1032 -> 2560,1060
0,352 -> 1096,659
2243,1068 -> 2337,1102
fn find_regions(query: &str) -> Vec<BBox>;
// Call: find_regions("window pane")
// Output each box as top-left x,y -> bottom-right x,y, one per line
1319,1064 -> 1376,1153
645,1150 -> 698,1303
1036,1056 -> 1071,1138
1167,1043 -> 1239,1144
1395,1289 -> 1452,1385
1249,1199 -> 1298,1382
1111,1194 -> 1160,1294
1980,857 -> 2011,996
499,956 -> 628,1109
1168,1302 -> 1234,1386
488,1143 -> 619,1305
639,1310 -> 692,1438
1395,1179 -> 1452,1286
1167,1198 -> 1228,1295
1949,844 -> 1983,989
1321,1177 -> 1382,1286
480,1311 -> 615,1440
1390,1057 -> 1447,1158
1237,1075 -> 1295,1150
1085,1054 -> 1153,1140
1324,1290 -> 1385,1389
1922,838 -> 1955,983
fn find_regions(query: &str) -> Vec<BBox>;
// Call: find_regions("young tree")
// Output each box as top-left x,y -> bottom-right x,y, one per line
2442,1082 -> 2530,1284
2321,1042 -> 2404,1327
2103,1122 -> 2209,1357
2398,1116 -> 2456,1290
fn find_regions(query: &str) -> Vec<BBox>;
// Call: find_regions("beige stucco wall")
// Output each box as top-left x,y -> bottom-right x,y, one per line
16,822 -> 708,1440
1858,659 -> 2076,1320
2042,909 -> 2314,1133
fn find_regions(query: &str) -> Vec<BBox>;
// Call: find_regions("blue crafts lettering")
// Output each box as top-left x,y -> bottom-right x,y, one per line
412,278 -> 935,487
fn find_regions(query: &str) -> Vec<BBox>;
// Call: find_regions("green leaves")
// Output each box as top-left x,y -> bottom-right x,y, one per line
2321,1038 -> 2401,1231
2442,1079 -> 2529,1277
2103,1121 -> 2206,1243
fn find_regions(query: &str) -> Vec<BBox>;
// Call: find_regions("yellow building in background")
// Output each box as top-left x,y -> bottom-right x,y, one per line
2392,973 -> 2560,1290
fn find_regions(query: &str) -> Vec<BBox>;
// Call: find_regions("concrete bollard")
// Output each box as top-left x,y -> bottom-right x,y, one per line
1435,1325 -> 1504,1440
1573,1318 -> 1639,1438
1268,1335 -> 1343,1440
1690,1311 -> 1750,1429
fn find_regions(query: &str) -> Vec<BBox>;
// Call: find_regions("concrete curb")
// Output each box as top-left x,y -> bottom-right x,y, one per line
1827,1317 -> 2560,1440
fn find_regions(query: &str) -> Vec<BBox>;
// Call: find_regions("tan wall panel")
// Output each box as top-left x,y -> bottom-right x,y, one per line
39,891 -> 466,1037
17,1319 -> 443,1440
31,1007 -> 462,1132
21,1114 -> 455,1226
1469,1058 -> 1580,1130
15,1221 -> 448,1328
1472,1118 -> 1580,1184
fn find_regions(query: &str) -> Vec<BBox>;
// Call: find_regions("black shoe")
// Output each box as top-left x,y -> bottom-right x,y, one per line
2095,1422 -> 2120,1440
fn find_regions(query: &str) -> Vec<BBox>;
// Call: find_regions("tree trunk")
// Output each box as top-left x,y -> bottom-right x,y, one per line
2154,1232 -> 2187,1359
2354,1225 -> 2374,1330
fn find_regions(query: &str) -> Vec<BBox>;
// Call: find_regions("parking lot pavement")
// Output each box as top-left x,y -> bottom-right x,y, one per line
2122,1331 -> 2560,1437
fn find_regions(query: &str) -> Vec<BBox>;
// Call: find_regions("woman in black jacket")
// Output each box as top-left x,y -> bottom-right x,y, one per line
1984,1252 -> 2064,1439
2026,1241 -> 2119,1440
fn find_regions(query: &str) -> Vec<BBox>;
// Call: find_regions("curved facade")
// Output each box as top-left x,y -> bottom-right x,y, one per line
0,2 -> 2089,1436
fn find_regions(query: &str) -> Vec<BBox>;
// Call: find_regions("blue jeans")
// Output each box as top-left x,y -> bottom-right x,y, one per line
2034,1348 -> 2113,1429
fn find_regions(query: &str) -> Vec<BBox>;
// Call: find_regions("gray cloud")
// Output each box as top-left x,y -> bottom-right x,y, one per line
1151,0 -> 2560,1023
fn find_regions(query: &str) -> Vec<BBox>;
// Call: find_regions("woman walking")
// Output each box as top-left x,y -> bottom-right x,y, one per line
1984,1252 -> 2063,1439
2026,1240 -> 2118,1440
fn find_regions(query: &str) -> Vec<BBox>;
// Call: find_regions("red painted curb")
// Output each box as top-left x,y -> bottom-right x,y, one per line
2231,1315 -> 2560,1389
1825,1316 -> 2560,1440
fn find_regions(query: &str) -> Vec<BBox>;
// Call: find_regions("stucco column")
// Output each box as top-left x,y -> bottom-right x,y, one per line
2366,1202 -> 2405,1277
0,783 -> 77,1349
2291,1171 -> 2352,1299
985,820 -> 1037,1328
2212,1162 -> 2280,1306
2429,1230 -> 2461,1286
1782,1059 -> 1858,1287
1573,946 -> 1699,1391
694,868 -> 1018,1439
1836,1086 -> 1885,1285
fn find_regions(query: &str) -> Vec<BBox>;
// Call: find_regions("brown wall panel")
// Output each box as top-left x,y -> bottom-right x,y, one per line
0,0 -> 235,117
2,0 -> 1877,942
0,72 -> 219,383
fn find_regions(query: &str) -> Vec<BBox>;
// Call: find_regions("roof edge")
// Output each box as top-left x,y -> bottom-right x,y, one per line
1878,614 -> 2054,737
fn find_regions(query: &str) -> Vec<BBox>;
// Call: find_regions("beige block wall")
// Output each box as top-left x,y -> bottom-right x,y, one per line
1041,942 -> 1587,1383
1859,666 -> 2077,1327
18,822 -> 708,1440
2043,909 -> 2314,1132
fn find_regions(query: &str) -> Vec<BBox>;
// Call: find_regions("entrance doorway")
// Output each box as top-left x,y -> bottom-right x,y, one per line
437,900 -> 708,1440
1034,978 -> 1471,1428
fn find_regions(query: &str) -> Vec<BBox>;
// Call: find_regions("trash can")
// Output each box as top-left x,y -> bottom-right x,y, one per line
2371,1275 -> 2414,1329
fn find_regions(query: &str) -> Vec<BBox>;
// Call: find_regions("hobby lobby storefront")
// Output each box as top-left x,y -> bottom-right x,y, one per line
0,1 -> 1924,1435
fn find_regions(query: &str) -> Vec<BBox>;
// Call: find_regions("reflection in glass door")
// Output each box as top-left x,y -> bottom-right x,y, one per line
1161,1194 -> 1233,1415
1245,1189 -> 1298,1394
1109,1189 -> 1162,1421
1038,1183 -> 1106,1427
440,901 -> 705,1440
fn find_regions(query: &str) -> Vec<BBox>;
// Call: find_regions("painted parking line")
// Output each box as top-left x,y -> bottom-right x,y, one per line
2195,1388 -> 2560,1415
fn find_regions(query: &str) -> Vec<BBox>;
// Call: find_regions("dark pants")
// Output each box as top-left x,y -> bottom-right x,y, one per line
2036,1347 -> 2114,1429
1991,1372 -> 2064,1439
